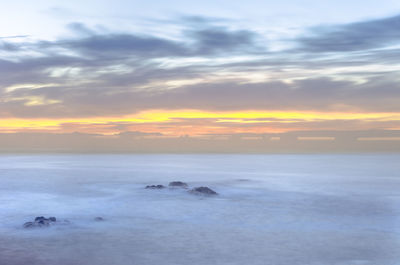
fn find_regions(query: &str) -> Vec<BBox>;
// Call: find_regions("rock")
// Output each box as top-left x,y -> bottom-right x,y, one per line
23,222 -> 34,228
34,216 -> 46,222
94,217 -> 104,221
168,181 -> 188,188
23,216 -> 60,228
37,219 -> 50,227
237,178 -> 250,182
145,184 -> 165,189
189,187 -> 218,196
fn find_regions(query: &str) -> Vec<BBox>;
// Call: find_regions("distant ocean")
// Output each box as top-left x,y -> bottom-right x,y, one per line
0,154 -> 399,265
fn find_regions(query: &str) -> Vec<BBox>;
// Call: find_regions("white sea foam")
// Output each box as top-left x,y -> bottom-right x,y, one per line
0,154 -> 399,265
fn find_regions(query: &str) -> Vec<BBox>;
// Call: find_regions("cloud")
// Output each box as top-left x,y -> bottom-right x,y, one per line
35,22 -> 263,59
0,40 -> 20,51
297,14 -> 400,52
66,22 -> 96,36
0,35 -> 30,39
1,15 -> 400,120
185,27 -> 261,55
2,75 -> 400,119
58,33 -> 188,59
178,15 -> 230,25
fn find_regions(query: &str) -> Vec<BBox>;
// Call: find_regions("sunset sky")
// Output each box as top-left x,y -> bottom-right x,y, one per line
1,0 -> 400,151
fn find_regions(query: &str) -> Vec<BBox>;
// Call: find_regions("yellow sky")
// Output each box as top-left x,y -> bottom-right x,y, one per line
2,109 -> 400,135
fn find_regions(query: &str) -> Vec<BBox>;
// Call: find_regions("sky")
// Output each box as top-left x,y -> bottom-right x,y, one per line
1,0 -> 400,152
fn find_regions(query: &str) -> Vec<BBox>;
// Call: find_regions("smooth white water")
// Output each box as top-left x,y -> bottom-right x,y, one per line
0,154 -> 399,265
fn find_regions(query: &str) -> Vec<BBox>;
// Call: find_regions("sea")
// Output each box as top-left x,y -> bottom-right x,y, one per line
0,154 -> 399,265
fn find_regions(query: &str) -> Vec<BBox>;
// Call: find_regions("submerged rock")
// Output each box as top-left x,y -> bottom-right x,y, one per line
23,222 -> 35,228
189,187 -> 218,196
34,216 -> 48,222
23,216 -> 64,228
168,181 -> 188,188
236,178 -> 250,182
145,184 -> 165,189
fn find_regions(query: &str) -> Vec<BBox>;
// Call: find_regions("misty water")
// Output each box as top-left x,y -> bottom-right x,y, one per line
0,154 -> 399,265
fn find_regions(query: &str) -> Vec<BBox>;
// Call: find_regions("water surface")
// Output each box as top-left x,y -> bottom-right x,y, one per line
0,154 -> 399,265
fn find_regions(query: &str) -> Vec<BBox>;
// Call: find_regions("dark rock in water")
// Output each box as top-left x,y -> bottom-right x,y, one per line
145,184 -> 165,189
237,178 -> 250,182
23,216 -> 60,228
23,222 -> 34,228
37,219 -> 49,227
189,187 -> 218,195
94,217 -> 104,221
169,181 -> 188,188
34,216 -> 46,222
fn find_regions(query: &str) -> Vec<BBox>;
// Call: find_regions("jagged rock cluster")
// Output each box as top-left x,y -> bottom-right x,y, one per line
23,181 -> 217,229
23,216 -> 105,228
145,181 -> 218,196
23,216 -> 64,228
189,186 -> 218,195
145,184 -> 166,189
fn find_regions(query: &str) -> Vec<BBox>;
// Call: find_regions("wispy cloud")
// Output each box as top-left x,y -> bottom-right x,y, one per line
297,14 -> 400,52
